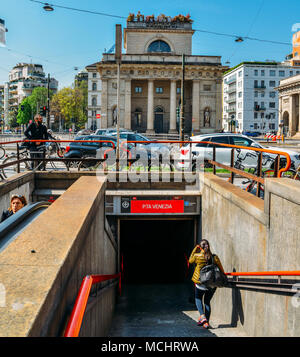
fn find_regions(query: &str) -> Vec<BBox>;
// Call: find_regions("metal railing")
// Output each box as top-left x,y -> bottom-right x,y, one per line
0,139 -> 292,199
64,273 -> 121,337
226,271 -> 300,295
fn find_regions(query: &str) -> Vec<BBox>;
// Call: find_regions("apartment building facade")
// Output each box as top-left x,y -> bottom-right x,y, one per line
5,63 -> 58,125
223,62 -> 300,134
85,64 -> 102,130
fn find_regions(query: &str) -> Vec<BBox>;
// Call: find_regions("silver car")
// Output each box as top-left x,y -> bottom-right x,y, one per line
177,133 -> 300,171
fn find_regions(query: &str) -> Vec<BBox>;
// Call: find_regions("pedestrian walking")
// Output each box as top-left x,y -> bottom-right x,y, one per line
189,239 -> 225,329
24,114 -> 49,169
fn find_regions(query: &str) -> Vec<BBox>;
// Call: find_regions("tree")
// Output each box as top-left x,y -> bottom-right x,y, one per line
50,84 -> 87,129
17,98 -> 32,125
27,86 -> 53,116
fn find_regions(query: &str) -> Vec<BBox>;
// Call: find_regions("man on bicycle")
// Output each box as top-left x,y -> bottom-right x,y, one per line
24,114 -> 49,169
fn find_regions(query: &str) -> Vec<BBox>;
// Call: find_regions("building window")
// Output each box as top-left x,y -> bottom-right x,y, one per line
254,69 -> 258,76
155,87 -> 163,94
176,87 -> 181,94
261,113 -> 264,118
92,73 -> 97,78
290,71 -> 294,76
254,112 -> 258,119
203,85 -> 211,91
238,81 -> 242,88
92,82 -> 97,91
92,110 -> 97,117
92,97 -> 97,106
238,70 -> 242,77
269,102 -> 276,108
269,70 -> 276,76
261,70 -> 265,76
279,70 -> 285,77
147,40 -> 171,53
135,87 -> 142,93
269,80 -> 276,87
269,91 -> 275,98
238,91 -> 242,98
254,91 -> 258,97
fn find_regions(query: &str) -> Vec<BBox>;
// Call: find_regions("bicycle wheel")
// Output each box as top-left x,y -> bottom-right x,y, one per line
1,155 -> 20,178
281,169 -> 298,179
263,169 -> 275,178
0,146 -> 5,160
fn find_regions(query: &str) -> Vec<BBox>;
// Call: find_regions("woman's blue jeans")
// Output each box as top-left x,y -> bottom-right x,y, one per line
195,286 -> 216,322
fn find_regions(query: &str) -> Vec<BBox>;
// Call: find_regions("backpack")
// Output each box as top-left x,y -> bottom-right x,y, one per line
200,254 -> 228,288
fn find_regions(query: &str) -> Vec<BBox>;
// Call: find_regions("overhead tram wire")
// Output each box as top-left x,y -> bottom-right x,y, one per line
29,0 -> 127,19
29,1 -> 292,47
225,0 -> 265,64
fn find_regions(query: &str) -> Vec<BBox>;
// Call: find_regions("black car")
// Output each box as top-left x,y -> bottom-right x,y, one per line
64,135 -> 139,168
64,135 -> 118,168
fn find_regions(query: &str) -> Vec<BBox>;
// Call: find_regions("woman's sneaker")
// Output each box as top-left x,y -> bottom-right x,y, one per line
203,321 -> 210,329
197,316 -> 207,326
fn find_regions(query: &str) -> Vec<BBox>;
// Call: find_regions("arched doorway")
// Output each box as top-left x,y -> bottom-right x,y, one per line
282,111 -> 289,136
154,106 -> 164,133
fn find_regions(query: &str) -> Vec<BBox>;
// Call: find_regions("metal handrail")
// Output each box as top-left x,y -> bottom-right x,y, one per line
64,273 -> 121,337
226,271 -> 300,277
0,139 -> 292,182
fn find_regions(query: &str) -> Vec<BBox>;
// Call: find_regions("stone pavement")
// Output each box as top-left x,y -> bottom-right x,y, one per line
108,283 -> 247,337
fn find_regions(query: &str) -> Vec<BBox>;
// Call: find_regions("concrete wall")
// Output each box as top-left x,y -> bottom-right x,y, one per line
0,175 -> 118,337
200,173 -> 300,337
0,172 -> 34,213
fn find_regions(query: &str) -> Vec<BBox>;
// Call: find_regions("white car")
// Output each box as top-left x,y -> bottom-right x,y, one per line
176,133 -> 300,171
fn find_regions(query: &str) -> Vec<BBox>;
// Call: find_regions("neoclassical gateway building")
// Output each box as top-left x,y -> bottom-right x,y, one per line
87,14 -> 227,135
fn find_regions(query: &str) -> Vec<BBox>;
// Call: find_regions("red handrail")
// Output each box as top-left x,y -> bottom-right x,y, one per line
64,273 -> 121,337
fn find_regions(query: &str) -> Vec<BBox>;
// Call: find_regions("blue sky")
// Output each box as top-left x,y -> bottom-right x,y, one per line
1,0 -> 299,89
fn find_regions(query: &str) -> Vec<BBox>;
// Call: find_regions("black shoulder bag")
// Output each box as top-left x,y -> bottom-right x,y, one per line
200,254 -> 228,288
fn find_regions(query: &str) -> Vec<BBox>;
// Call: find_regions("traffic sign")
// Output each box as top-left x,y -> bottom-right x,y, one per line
96,114 -> 101,119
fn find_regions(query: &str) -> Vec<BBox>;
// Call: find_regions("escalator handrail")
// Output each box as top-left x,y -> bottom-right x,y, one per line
0,201 -> 51,240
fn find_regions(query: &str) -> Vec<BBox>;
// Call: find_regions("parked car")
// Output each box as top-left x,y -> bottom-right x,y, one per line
76,129 -> 94,136
63,135 -> 137,168
176,133 -> 300,171
242,131 -> 261,137
93,127 -> 131,136
110,132 -> 170,157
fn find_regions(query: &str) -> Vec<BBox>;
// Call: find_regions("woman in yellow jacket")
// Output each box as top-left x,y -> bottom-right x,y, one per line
189,239 -> 225,329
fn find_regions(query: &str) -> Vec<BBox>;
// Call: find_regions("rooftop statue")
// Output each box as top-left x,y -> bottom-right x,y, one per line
127,13 -> 193,24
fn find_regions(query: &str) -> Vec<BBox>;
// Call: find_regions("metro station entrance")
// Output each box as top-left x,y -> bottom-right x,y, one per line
120,218 -> 196,284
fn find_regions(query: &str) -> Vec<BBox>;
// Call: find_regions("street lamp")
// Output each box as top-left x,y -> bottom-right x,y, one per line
43,3 -> 54,11
235,37 -> 244,43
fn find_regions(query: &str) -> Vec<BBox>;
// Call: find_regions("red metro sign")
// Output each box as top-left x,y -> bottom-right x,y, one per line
130,200 -> 184,214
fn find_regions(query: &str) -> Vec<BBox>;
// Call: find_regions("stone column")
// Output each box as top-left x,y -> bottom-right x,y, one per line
192,80 -> 200,134
169,80 -> 177,133
124,79 -> 131,130
277,95 -> 283,136
215,79 -> 222,131
290,94 -> 296,136
100,79 -> 108,128
146,79 -> 154,133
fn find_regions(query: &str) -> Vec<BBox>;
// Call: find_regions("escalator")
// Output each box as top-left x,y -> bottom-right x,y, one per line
0,201 -> 51,253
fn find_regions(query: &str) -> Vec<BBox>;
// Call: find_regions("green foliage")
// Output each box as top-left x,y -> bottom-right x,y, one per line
27,86 -> 53,116
17,98 -> 32,125
50,83 -> 87,127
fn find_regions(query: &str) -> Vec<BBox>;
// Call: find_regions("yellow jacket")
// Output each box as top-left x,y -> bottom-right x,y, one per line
189,245 -> 225,285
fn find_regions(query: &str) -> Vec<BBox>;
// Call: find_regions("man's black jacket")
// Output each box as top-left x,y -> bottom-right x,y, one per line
24,122 -> 49,148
